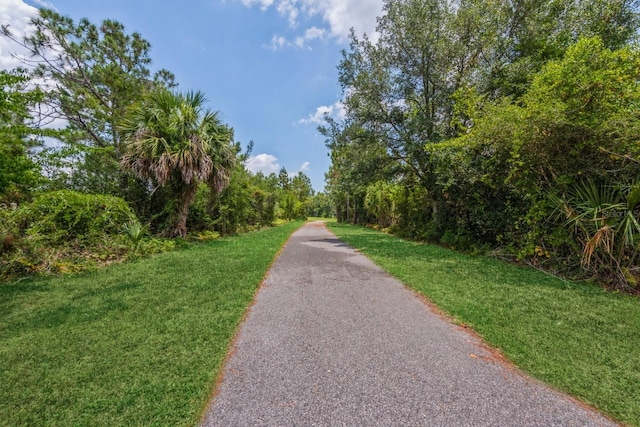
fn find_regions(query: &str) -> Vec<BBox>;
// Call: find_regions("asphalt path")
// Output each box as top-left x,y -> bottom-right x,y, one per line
201,221 -> 617,426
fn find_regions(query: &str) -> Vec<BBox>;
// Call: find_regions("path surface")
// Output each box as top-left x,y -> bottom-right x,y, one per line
201,222 -> 617,426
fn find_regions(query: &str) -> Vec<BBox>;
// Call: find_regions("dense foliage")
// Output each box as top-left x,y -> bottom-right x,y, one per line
119,89 -> 237,237
0,70 -> 44,203
2,9 -> 176,197
0,191 -> 137,278
0,8 -> 330,280
324,0 -> 640,291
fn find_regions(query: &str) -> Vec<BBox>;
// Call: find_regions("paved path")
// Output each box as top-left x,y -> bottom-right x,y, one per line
201,222 -> 617,426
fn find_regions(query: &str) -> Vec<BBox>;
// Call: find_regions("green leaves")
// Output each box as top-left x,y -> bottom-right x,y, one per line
121,220 -> 148,253
2,8 -> 176,199
120,89 -> 236,237
0,70 -> 44,202
552,179 -> 640,289
328,0 -> 640,289
120,89 -> 234,188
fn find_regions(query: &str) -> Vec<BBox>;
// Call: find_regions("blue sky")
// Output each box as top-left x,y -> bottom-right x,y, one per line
1,0 -> 384,191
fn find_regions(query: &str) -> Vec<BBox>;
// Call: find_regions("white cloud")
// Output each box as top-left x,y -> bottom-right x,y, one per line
304,26 -> 325,40
0,0 -> 39,70
241,0 -> 275,10
287,161 -> 310,178
30,0 -> 56,9
245,154 -> 310,177
276,0 -> 299,27
318,0 -> 382,42
0,1 -> 68,133
267,34 -> 288,50
245,153 -> 281,175
294,26 -> 326,48
298,101 -> 346,125
241,0 -> 383,47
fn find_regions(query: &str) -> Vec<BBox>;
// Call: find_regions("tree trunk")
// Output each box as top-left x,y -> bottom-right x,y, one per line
353,198 -> 358,224
163,183 -> 198,238
345,193 -> 350,223
430,193 -> 444,233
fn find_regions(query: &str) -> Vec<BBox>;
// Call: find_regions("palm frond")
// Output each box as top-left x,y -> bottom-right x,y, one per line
582,224 -> 614,267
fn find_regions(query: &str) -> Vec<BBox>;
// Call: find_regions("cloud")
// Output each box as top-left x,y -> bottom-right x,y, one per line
276,0 -> 299,27
0,1 -> 69,133
0,0 -> 39,70
241,0 -> 383,47
294,26 -> 326,48
286,161 -> 310,178
318,0 -> 383,41
241,0 -> 275,10
245,153 -> 281,174
298,101 -> 346,125
267,34 -> 288,50
245,154 -> 310,177
269,25 -> 326,50
30,0 -> 57,9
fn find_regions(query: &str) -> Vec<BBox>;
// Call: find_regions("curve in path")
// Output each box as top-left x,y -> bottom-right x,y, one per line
201,221 -> 617,426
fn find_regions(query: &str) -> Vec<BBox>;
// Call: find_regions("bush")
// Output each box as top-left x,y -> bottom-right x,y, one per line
0,191 -> 138,280
12,190 -> 136,244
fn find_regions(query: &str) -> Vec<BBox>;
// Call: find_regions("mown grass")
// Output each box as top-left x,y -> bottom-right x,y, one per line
0,221 -> 302,426
328,222 -> 640,427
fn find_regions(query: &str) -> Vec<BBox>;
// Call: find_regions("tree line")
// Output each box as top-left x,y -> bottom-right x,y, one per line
323,0 -> 640,291
0,8 -> 332,279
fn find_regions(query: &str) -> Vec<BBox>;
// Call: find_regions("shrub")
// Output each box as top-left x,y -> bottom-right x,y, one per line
0,191 -> 137,280
550,179 -> 640,290
13,190 -> 136,244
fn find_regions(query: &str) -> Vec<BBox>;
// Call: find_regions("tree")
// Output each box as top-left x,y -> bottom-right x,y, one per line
291,172 -> 314,199
119,89 -> 236,237
1,9 -> 176,197
433,36 -> 640,256
277,167 -> 290,190
321,118 -> 397,224
483,0 -> 640,98
365,181 -> 400,228
335,0 -> 640,229
518,36 -> 640,188
309,192 -> 334,218
0,70 -> 44,202
337,0 -> 507,226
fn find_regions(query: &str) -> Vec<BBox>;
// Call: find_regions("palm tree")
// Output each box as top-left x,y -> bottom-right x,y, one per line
552,179 -> 640,290
120,89 -> 236,237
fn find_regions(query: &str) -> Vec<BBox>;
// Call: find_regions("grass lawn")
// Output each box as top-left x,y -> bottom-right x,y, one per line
329,222 -> 640,427
0,221 -> 302,426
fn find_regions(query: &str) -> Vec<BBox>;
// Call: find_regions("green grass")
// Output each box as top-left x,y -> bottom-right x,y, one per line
328,222 -> 640,427
0,221 -> 302,426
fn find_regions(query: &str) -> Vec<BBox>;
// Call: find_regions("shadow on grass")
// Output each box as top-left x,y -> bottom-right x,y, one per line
0,278 -> 141,334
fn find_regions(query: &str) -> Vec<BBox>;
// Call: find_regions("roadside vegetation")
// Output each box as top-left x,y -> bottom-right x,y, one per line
0,221 -> 302,426
323,0 -> 640,293
2,0 -> 639,422
330,222 -> 640,426
0,9 -> 333,282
